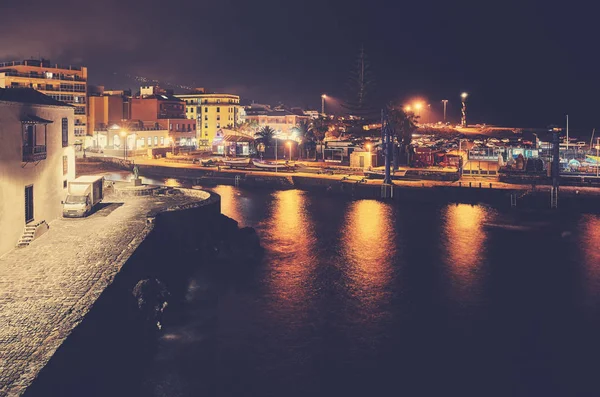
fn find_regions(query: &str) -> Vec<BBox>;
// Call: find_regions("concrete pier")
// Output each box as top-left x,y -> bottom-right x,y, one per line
0,189 -> 218,396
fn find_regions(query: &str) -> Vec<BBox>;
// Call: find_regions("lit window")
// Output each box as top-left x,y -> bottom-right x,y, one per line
147,137 -> 152,146
154,136 -> 158,145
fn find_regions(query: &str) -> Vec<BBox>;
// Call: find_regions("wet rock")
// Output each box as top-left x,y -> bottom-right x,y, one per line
132,279 -> 170,330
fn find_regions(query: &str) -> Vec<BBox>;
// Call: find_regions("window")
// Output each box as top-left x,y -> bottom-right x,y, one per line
217,99 -> 221,104
205,115 -> 208,120
160,137 -> 165,145
205,107 -> 208,112
63,180 -> 68,189
154,136 -> 158,145
217,115 -> 220,121
62,155 -> 68,175
62,118 -> 68,147
204,123 -> 208,128
169,123 -> 173,130
217,123 -> 220,128
147,137 -> 152,146
217,107 -> 220,113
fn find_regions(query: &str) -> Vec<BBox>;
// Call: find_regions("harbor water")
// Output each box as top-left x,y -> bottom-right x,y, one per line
134,182 -> 600,397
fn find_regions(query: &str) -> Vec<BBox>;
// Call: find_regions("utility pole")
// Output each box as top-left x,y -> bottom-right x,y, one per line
566,114 -> 569,154
442,100 -> 448,122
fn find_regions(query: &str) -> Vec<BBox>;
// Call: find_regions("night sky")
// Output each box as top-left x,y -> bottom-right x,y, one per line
1,1 -> 600,130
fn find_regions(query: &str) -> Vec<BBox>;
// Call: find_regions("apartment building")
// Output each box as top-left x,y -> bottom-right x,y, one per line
175,91 -> 243,151
0,88 -> 76,256
0,59 -> 87,140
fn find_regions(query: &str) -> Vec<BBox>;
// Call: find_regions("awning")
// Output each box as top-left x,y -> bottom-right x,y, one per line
21,114 -> 53,124
223,134 -> 254,143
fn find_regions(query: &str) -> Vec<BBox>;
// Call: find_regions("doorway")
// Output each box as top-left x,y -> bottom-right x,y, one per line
25,185 -> 34,224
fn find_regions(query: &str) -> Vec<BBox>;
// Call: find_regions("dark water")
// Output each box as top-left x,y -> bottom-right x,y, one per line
116,180 -> 600,397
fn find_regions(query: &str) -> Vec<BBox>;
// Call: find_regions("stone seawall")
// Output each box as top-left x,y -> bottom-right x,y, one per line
92,159 -> 600,212
0,189 -> 223,396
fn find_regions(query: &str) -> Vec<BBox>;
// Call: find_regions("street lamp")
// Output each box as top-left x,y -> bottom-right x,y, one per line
287,141 -> 292,161
120,130 -> 127,160
321,94 -> 326,115
460,92 -> 468,127
404,105 -> 412,113
414,102 -> 423,120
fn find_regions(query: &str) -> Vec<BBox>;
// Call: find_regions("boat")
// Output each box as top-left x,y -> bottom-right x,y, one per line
252,159 -> 294,171
201,159 -> 217,166
223,158 -> 251,167
364,169 -> 409,179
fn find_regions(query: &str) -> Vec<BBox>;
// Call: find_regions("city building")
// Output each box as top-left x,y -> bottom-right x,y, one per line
244,104 -> 309,138
304,110 -> 320,119
212,128 -> 255,156
0,59 -> 88,141
0,88 -> 76,257
93,122 -> 170,156
131,88 -> 196,147
175,91 -> 243,151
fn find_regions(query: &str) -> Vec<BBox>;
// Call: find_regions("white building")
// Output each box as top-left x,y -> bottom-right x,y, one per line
0,88 -> 76,257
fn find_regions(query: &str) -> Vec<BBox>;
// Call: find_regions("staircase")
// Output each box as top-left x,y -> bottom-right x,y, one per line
17,220 -> 48,248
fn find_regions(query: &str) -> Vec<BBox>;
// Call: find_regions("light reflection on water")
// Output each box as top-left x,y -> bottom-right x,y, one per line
261,190 -> 318,324
442,204 -> 491,304
341,200 -> 396,316
580,214 -> 600,304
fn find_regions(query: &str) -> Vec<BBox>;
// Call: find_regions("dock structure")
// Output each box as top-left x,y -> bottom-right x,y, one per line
0,189 -> 216,396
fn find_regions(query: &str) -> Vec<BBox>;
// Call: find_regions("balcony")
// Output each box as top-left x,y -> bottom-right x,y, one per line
23,145 -> 47,162
0,70 -> 86,82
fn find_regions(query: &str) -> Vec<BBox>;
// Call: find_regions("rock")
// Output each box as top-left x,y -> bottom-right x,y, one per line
132,279 -> 170,330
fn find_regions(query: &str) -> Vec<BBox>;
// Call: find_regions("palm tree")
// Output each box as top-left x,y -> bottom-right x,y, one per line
255,125 -> 275,155
294,120 -> 316,159
311,117 -> 329,160
388,105 -> 418,167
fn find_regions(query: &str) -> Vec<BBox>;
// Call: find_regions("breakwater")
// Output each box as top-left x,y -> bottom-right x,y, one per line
87,158 -> 600,212
0,188 -> 262,396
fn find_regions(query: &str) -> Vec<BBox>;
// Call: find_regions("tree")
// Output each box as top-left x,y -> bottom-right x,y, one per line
342,46 -> 376,120
388,105 -> 418,168
293,120 -> 316,159
255,125 -> 275,150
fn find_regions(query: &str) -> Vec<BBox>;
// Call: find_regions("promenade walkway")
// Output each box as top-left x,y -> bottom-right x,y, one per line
0,192 -> 206,396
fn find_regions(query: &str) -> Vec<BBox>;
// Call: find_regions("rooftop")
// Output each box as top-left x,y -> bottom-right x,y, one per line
0,88 -> 74,108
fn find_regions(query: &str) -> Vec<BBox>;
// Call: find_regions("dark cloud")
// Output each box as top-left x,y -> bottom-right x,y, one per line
2,0 -> 600,128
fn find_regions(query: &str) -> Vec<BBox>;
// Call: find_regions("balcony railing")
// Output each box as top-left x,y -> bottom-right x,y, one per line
0,70 -> 86,82
23,145 -> 47,162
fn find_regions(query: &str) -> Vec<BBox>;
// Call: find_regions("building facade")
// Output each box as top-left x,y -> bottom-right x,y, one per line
0,88 -> 76,257
244,104 -> 309,138
0,59 -> 87,140
130,93 -> 196,147
175,92 -> 242,151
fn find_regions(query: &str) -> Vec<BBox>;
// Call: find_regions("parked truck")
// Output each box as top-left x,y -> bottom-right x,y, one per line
62,175 -> 104,218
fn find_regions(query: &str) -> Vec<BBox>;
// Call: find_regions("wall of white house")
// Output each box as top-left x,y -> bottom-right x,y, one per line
0,101 -> 76,257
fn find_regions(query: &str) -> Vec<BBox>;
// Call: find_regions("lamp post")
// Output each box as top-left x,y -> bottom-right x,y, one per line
120,130 -> 127,160
321,94 -> 326,115
442,100 -> 448,123
461,92 -> 468,127
287,141 -> 292,161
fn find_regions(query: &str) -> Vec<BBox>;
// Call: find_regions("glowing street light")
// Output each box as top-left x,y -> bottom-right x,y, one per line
404,105 -> 412,113
366,143 -> 372,152
460,92 -> 468,127
414,102 -> 423,110
119,130 -> 127,160
321,94 -> 327,115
